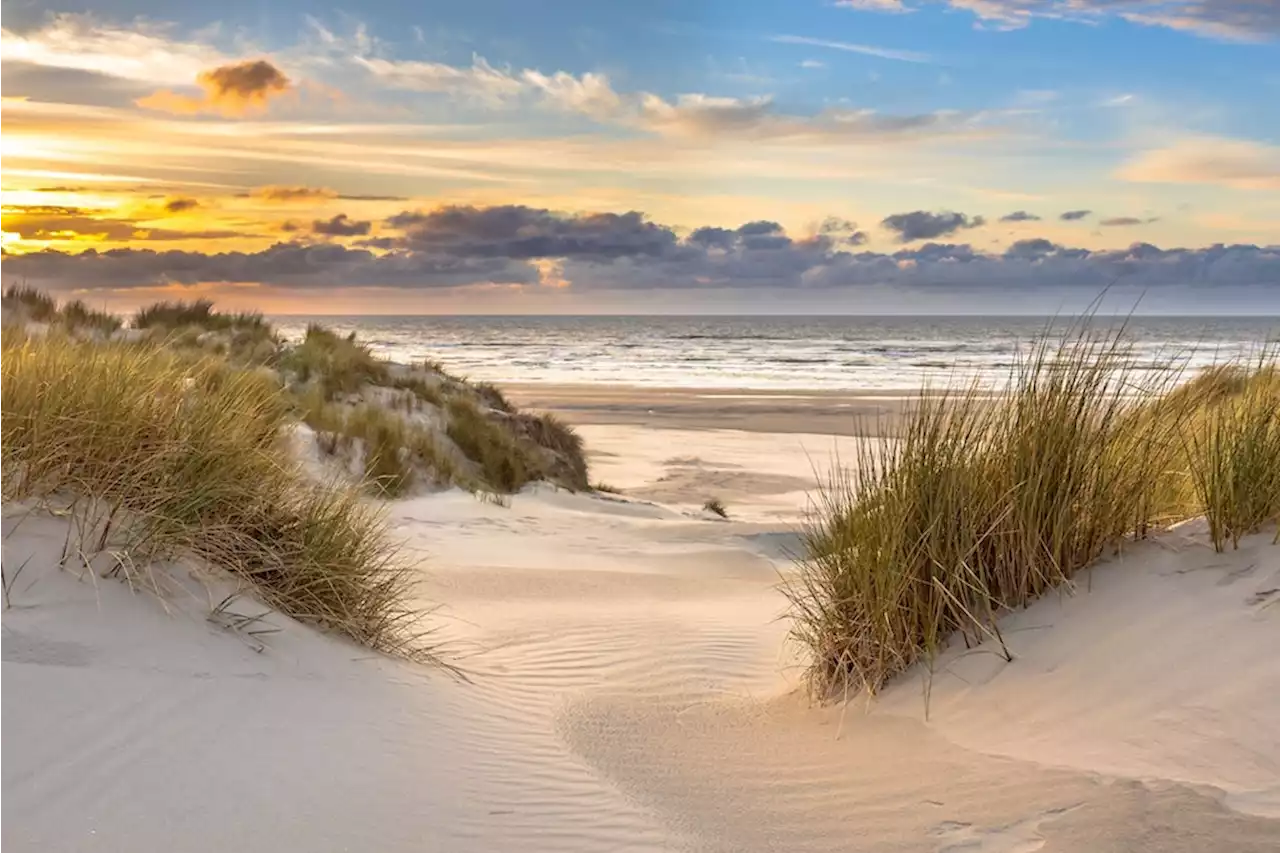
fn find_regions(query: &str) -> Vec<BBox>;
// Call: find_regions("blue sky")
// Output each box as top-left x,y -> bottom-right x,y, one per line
2,1 -> 1277,312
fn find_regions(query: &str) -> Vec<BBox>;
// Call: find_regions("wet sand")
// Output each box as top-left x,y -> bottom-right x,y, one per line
502,383 -> 925,436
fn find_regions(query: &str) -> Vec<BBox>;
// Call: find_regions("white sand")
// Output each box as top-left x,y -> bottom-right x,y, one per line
4,423 -> 1278,851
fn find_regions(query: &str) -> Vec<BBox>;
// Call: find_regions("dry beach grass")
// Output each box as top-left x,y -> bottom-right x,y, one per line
0,329 -> 434,659
785,324 -> 1280,697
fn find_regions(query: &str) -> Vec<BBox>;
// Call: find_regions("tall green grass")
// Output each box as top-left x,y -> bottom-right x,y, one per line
1,330 -> 434,660
786,328 -> 1276,698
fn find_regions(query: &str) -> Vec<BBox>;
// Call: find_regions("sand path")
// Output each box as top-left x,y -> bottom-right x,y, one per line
4,424 -> 1277,851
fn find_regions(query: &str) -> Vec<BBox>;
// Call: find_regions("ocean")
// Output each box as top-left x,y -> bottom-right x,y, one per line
272,315 -> 1279,392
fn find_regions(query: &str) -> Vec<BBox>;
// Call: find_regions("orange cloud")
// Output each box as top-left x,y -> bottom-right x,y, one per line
163,196 -> 200,213
250,185 -> 338,203
1118,137 -> 1280,191
137,59 -> 291,117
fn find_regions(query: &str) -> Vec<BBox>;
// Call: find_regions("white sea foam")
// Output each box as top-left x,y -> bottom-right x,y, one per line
273,315 -> 1277,390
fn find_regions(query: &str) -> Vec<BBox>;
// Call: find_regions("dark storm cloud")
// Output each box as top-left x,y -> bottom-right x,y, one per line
312,214 -> 373,237
1060,209 -> 1092,221
1000,210 -> 1041,222
4,204 -> 1278,294
881,210 -> 985,242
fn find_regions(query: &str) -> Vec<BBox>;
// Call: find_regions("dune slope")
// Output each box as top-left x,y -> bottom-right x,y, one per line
4,424 -> 1277,852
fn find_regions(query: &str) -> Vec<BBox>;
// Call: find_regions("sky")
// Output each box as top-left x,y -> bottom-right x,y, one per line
1,0 -> 1278,314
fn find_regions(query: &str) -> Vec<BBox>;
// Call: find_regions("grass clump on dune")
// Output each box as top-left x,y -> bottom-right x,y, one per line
3,285 -> 59,322
1185,362 -> 1280,551
1,329 -> 433,660
283,324 -> 390,400
59,300 -> 123,335
446,397 -> 544,493
510,411 -> 589,490
785,326 -> 1279,698
134,299 -> 268,333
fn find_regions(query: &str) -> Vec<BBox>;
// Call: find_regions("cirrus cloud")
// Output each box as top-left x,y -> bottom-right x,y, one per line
843,1 -> 1280,41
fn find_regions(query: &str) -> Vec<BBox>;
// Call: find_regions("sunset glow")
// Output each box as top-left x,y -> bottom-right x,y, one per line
2,2 -> 1277,313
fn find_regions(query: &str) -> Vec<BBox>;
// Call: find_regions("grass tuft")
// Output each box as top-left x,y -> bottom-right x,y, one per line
283,325 -> 390,400
135,299 -> 268,333
3,285 -> 59,322
475,381 -> 515,413
446,397 -> 544,493
703,497 -> 729,518
59,300 -> 123,335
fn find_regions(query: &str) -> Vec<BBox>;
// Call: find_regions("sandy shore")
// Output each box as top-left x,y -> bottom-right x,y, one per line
502,383 -> 926,436
4,407 -> 1278,851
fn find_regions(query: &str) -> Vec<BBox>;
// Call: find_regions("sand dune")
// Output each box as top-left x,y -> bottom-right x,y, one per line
4,423 -> 1277,851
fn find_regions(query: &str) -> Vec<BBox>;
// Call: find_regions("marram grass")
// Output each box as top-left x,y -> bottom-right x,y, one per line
785,325 -> 1279,698
1,329 -> 437,662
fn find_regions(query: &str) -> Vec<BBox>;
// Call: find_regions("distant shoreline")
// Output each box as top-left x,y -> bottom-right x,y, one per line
501,383 -> 934,436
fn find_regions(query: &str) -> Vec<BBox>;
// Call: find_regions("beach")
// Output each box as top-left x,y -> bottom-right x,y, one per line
503,384 -> 917,436
4,383 -> 1277,852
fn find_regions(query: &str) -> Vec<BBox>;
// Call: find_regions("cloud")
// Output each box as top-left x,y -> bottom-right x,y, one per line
353,55 -> 526,104
381,205 -> 679,259
800,59 -> 826,69
1060,209 -> 1092,221
1,206 -> 246,242
163,197 -> 200,213
1117,137 -> 1280,191
523,69 -> 625,118
354,52 -> 973,144
312,213 -> 372,237
999,210 -> 1041,222
137,59 -> 292,116
250,185 -> 339,203
818,216 -> 869,246
0,14 -> 229,84
1,242 -> 537,290
881,210 -> 985,242
836,0 -> 915,12
633,93 -> 980,143
850,1 -> 1280,40
770,35 -> 931,63
1101,216 -> 1160,226
6,207 -> 1278,295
